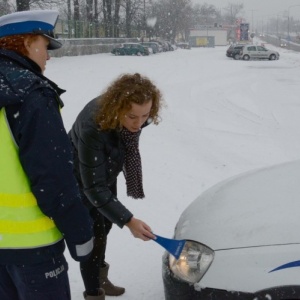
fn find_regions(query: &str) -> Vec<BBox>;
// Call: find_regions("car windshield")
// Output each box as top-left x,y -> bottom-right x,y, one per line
257,46 -> 267,51
247,46 -> 256,51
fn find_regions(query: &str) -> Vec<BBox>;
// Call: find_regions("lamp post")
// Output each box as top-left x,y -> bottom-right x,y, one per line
143,0 -> 147,39
144,0 -> 146,28
249,9 -> 258,33
287,5 -> 300,45
248,9 -> 258,42
276,12 -> 285,36
275,11 -> 286,46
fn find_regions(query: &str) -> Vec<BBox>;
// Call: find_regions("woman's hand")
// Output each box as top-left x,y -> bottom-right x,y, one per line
125,217 -> 155,241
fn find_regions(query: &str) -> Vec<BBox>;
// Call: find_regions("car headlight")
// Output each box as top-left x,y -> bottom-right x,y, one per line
169,240 -> 214,284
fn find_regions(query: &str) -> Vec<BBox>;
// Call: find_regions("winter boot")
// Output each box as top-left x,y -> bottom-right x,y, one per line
83,288 -> 105,300
99,262 -> 125,296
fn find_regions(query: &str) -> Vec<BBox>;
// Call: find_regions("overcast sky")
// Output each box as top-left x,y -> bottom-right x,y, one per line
192,1 -> 300,28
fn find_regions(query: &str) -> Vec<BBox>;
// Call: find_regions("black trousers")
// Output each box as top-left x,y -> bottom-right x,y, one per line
80,207 -> 113,295
0,255 -> 70,300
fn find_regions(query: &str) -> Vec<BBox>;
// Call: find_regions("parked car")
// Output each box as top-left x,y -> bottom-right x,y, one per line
141,42 -> 160,54
151,41 -> 163,52
239,45 -> 279,60
111,43 -> 149,56
151,40 -> 170,52
163,160 -> 300,300
232,47 -> 243,60
176,42 -> 191,49
280,42 -> 287,48
226,44 -> 245,58
170,43 -> 178,50
165,41 -> 175,51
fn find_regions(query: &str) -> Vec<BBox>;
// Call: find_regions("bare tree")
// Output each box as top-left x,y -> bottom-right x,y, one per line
113,0 -> 121,37
17,0 -> 61,10
151,0 -> 193,41
10,0 -> 224,40
94,0 -> 100,37
195,3 -> 219,25
103,0 -> 113,37
0,0 -> 12,15
176,3 -> 195,42
223,2 -> 244,25
67,0 -> 72,38
16,0 -> 29,10
169,0 -> 193,42
125,0 -> 131,37
74,0 -> 80,37
100,0 -> 124,38
121,0 -> 144,38
86,0 -> 93,22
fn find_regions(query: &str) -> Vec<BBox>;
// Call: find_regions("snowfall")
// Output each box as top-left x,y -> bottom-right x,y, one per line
45,38 -> 300,300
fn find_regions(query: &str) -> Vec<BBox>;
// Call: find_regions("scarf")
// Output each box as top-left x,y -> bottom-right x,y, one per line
120,127 -> 145,199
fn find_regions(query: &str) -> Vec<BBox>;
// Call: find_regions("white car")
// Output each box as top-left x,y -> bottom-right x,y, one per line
162,160 -> 300,299
240,45 -> 279,60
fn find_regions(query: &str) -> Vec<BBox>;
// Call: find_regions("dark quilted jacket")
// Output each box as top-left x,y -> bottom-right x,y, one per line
0,49 -> 93,264
69,98 -> 134,228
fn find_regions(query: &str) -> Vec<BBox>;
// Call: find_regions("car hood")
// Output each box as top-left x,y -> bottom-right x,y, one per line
175,160 -> 300,250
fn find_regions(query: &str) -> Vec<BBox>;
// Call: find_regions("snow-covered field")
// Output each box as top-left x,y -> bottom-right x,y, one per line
46,40 -> 300,300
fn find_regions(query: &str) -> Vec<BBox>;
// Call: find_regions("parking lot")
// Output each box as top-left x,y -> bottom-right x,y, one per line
47,44 -> 300,300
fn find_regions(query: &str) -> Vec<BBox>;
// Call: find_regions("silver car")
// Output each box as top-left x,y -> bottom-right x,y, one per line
240,45 -> 279,60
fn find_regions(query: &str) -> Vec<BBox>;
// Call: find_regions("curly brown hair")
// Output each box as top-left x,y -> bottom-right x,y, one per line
95,73 -> 164,130
0,34 -> 40,56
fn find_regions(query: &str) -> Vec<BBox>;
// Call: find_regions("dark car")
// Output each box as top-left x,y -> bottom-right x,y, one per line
141,42 -> 160,54
148,41 -> 163,52
150,40 -> 170,52
226,44 -> 245,58
111,43 -> 149,56
163,160 -> 300,300
176,42 -> 191,49
231,45 -> 245,60
165,41 -> 175,51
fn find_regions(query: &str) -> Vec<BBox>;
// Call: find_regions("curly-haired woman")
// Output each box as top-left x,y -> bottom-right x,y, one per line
68,73 -> 164,300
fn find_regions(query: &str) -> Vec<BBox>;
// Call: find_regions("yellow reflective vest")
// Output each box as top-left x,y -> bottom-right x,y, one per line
0,108 -> 63,248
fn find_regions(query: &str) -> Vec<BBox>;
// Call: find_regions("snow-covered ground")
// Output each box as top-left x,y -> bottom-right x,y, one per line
46,40 -> 300,300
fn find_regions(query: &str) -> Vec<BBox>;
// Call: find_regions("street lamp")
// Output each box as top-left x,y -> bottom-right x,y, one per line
144,0 -> 146,29
276,13 -> 284,37
248,9 -> 258,42
287,5 -> 300,43
249,9 -> 258,34
262,11 -> 287,46
275,11 -> 287,44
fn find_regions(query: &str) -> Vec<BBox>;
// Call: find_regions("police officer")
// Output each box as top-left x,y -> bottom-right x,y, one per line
0,10 -> 94,300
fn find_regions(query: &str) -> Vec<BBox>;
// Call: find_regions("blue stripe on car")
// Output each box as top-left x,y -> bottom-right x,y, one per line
269,260 -> 300,273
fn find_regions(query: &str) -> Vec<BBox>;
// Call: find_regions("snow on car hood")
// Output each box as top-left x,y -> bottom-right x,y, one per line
174,160 -> 300,250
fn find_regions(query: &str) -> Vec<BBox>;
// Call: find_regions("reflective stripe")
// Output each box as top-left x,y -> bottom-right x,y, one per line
0,108 -> 63,248
75,237 -> 94,257
0,231 -> 62,249
0,193 -> 36,207
0,217 -> 56,234
1,205 -> 48,221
